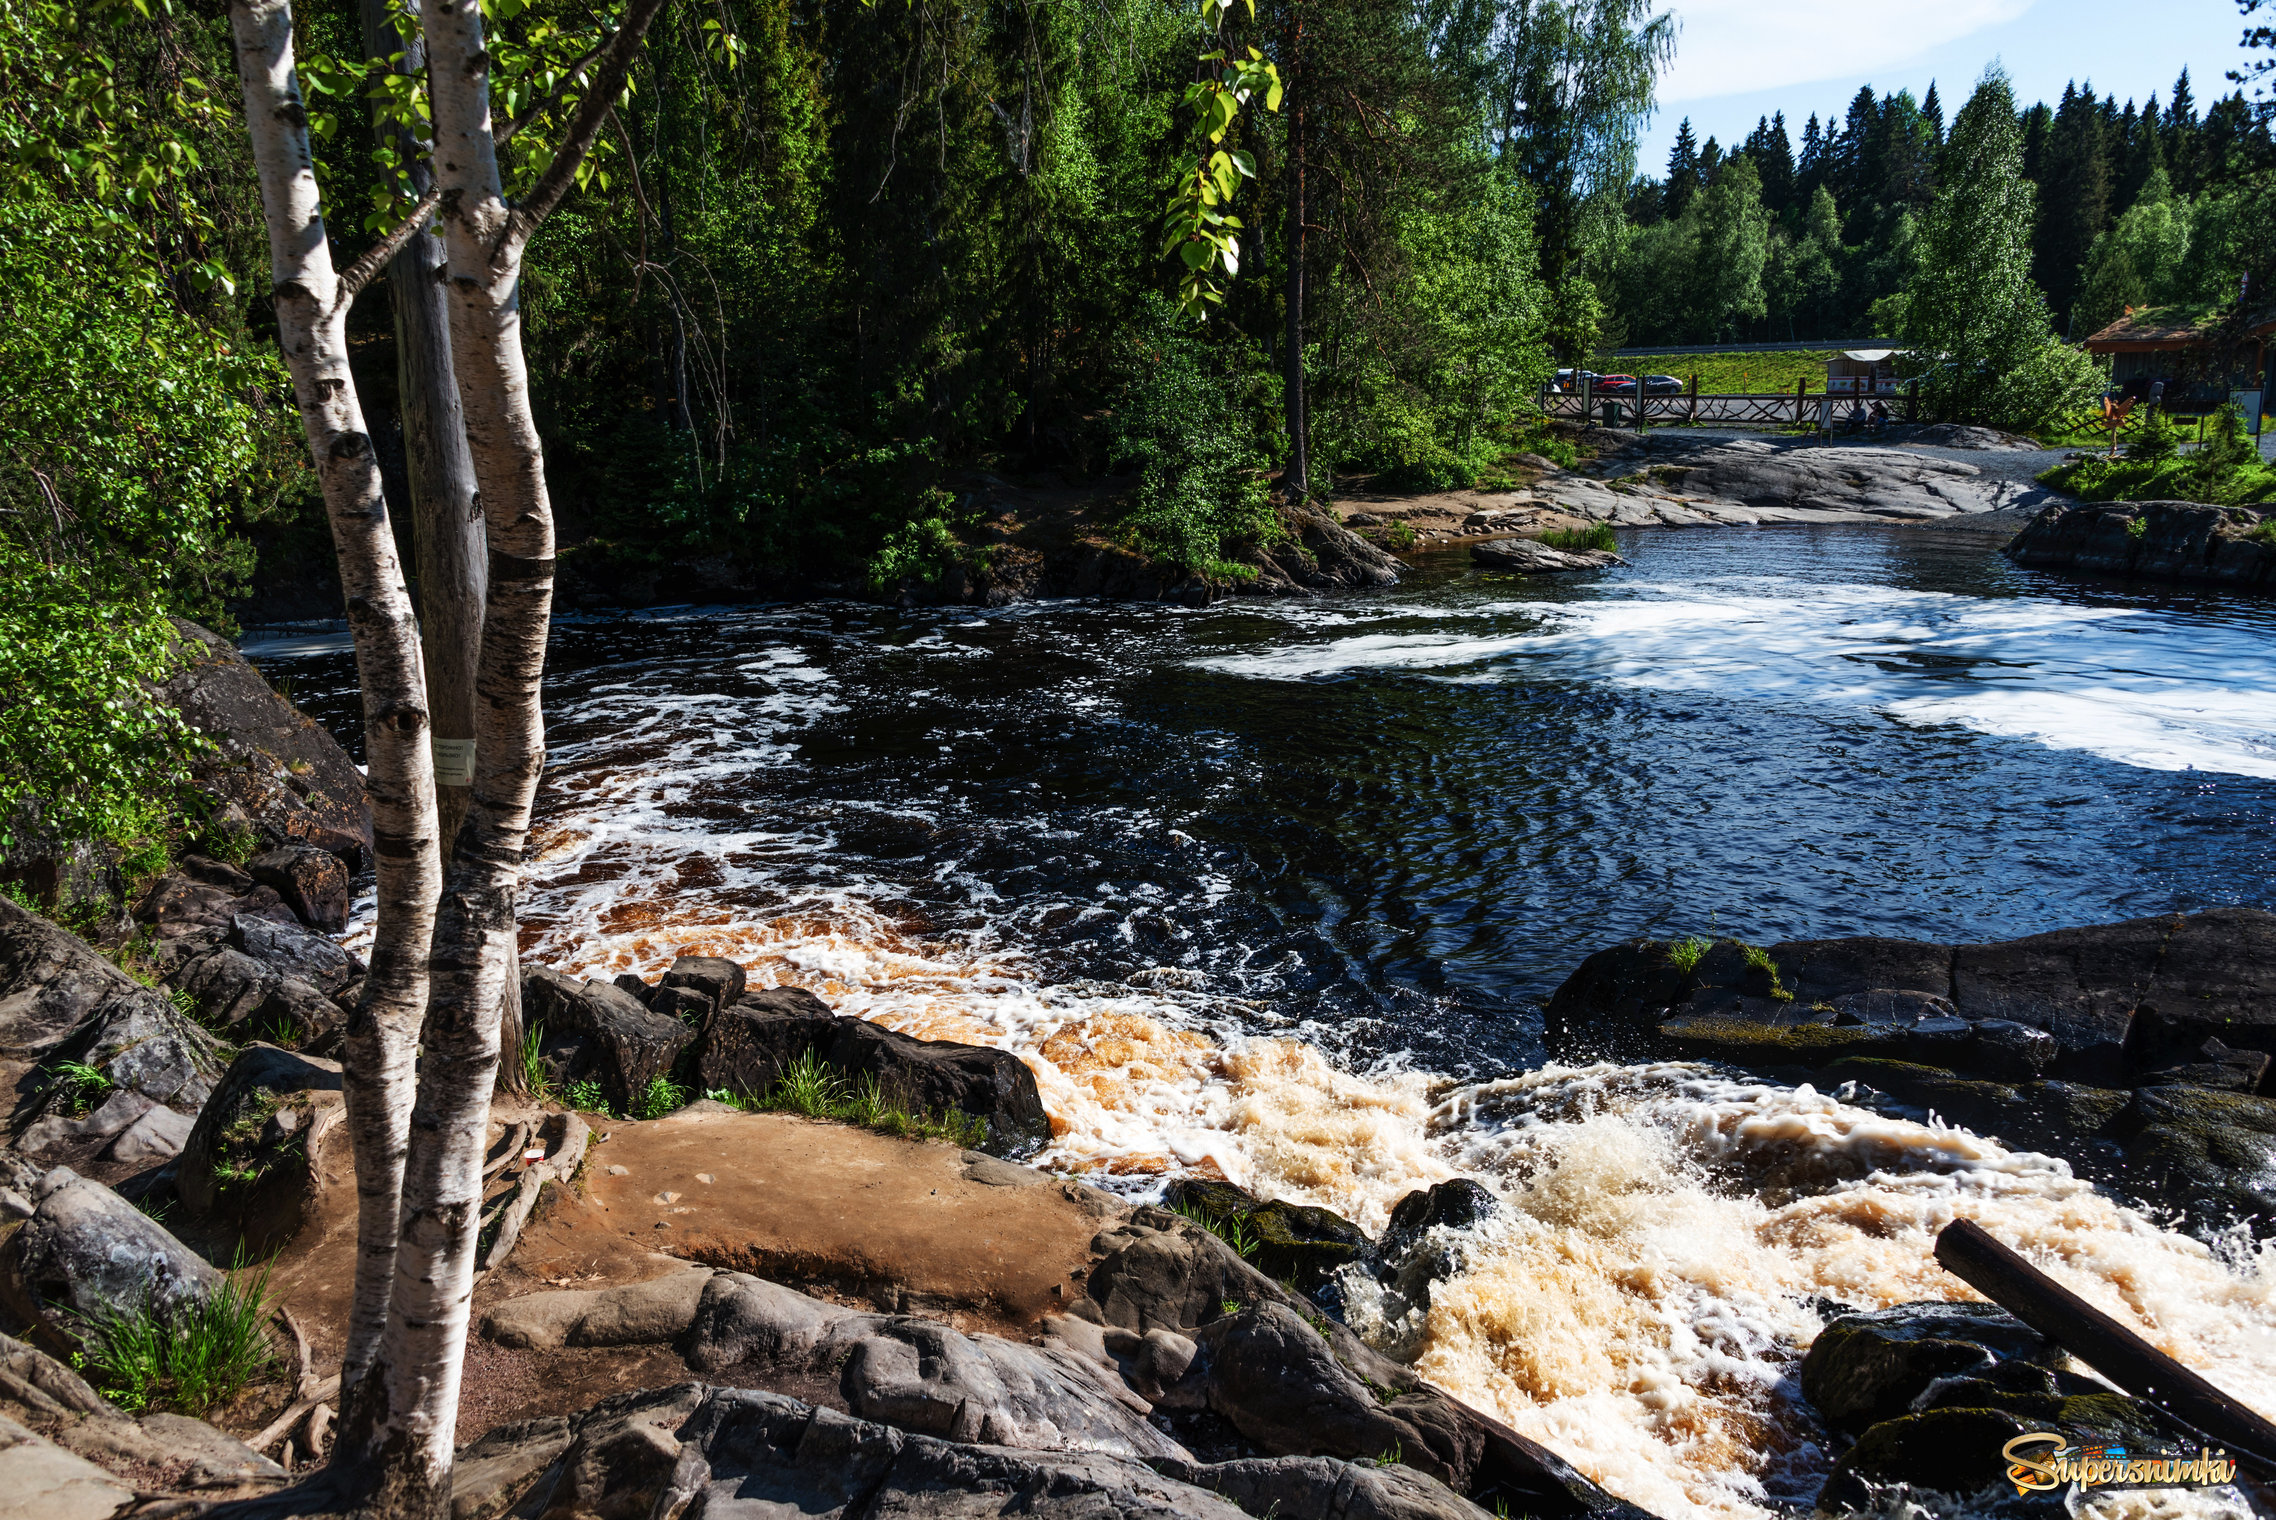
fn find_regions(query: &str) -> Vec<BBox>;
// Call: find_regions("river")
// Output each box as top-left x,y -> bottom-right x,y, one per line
248,523 -> 2276,1520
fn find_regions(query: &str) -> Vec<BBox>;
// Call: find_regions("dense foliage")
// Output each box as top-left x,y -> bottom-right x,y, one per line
1614,65 -> 2275,346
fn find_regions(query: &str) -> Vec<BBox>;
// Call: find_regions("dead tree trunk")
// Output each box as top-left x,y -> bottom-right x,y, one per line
226,0 -> 442,1433
1282,0 -> 1308,501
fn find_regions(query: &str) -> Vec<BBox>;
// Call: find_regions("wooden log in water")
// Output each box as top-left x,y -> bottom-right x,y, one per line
1934,1218 -> 2276,1471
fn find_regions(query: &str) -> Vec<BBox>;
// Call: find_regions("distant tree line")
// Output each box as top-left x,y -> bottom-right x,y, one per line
1612,68 -> 2276,348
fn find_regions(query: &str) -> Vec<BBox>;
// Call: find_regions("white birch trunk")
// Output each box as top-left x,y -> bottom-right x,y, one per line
332,1 -> 666,1510
225,0 -> 440,1440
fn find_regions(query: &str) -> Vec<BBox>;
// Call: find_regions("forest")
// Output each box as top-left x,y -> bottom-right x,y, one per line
1615,69 -> 2276,347
3,0 -> 2274,871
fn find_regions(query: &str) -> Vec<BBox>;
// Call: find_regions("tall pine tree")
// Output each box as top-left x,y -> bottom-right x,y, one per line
1664,117 -> 1701,217
1922,82 -> 1944,145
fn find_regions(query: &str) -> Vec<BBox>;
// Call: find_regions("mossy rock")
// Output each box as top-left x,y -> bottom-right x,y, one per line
177,1044 -> 343,1255
1659,1015 -> 1899,1064
1800,1301 -> 2048,1437
2110,1084 -> 2276,1224
1160,1178 -> 1372,1293
1819,1406 -> 2032,1510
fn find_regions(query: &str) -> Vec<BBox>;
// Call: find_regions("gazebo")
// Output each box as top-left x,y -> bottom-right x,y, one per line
1824,349 -> 1899,395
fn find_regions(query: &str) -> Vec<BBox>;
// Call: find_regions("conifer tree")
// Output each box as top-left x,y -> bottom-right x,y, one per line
2033,80 -> 2113,329
1664,117 -> 1700,217
2167,68 -> 2199,191
1922,81 -> 1944,145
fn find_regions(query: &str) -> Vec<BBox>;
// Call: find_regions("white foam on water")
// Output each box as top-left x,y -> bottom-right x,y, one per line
1195,580 -> 2276,778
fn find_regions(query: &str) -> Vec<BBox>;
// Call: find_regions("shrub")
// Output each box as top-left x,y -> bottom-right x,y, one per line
633,1073 -> 688,1121
564,1077 -> 610,1116
2126,409 -> 2181,462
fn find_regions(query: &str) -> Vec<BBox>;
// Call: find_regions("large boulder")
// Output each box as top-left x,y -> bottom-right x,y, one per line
694,985 -> 1048,1156
523,967 -> 697,1114
0,1168 -> 220,1349
1470,538 -> 1624,573
175,1044 -> 346,1253
228,913 -> 362,997
0,898 -> 174,1066
1799,1301 -> 2049,1438
155,619 -> 372,869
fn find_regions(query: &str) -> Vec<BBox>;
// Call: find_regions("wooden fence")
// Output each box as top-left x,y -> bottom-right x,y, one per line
1543,376 -> 1923,428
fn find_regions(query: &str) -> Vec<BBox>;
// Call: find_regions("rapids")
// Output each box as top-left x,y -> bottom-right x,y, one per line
249,524 -> 2276,1519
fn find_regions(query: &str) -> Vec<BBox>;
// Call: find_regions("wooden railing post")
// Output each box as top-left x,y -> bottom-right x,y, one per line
1795,378 -> 1806,427
1688,373 -> 1698,424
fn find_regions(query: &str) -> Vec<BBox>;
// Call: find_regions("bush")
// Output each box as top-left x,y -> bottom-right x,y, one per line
1097,297 -> 1283,577
2126,409 -> 2181,462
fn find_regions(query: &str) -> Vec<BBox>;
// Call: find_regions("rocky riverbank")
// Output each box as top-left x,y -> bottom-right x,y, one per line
2005,501 -> 2276,590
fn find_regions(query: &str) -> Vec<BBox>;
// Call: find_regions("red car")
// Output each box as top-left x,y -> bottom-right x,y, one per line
1593,374 -> 1638,395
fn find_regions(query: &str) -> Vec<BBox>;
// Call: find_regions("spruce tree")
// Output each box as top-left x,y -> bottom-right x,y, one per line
2033,81 -> 2112,330
1664,117 -> 1700,217
1750,111 -> 1795,212
1797,113 -> 1826,200
1922,82 -> 1944,145
2167,68 -> 2198,191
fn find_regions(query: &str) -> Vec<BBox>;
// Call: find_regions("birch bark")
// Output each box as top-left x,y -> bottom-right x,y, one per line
225,0 -> 441,1440
326,1 -> 667,1509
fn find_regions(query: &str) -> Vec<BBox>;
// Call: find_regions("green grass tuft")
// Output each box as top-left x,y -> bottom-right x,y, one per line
633,1073 -> 688,1121
1665,936 -> 1711,976
69,1258 -> 276,1416
564,1077 -> 611,1117
48,1060 -> 114,1116
1537,522 -> 1617,553
706,1053 -> 988,1148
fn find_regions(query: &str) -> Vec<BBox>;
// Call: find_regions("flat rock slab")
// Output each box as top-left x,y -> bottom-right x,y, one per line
1470,539 -> 1624,573
494,1108 -> 1121,1338
0,1413 -> 135,1520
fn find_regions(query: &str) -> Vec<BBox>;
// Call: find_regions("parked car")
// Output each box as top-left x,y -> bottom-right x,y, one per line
1593,374 -> 1638,395
1642,374 -> 1684,395
1552,368 -> 1599,393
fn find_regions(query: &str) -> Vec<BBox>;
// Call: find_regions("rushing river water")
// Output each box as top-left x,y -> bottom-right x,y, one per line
250,524 -> 2276,1520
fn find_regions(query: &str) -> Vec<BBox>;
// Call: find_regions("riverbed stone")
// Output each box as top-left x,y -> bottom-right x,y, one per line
228,912 -> 362,996
0,898 -> 173,1065
2107,1084 -> 2276,1224
1470,538 -> 1624,573
1799,1301 -> 2050,1437
661,955 -> 746,1015
694,986 -> 1047,1156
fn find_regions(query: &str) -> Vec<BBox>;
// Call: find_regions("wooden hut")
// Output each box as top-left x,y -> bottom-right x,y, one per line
2085,304 -> 2275,411
1824,349 -> 1899,395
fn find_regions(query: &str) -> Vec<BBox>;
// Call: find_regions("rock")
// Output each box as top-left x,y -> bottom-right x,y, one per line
0,1168 -> 221,1346
695,985 -> 1049,1156
246,844 -> 351,931
1157,1455 -> 1496,1520
523,967 -> 698,1115
0,1331 -> 286,1497
156,619 -> 372,868
172,945 -> 281,1029
649,984 -> 714,1024
229,912 -> 363,996
453,1416 -> 577,1520
2143,1037 -> 2272,1092
1469,538 -> 1623,573
1161,1178 -> 1373,1292
2006,501 -> 2276,591
105,1101 -> 195,1164
0,1413 -> 137,1520
1550,910 -> 2276,1094
1386,1180 -> 1499,1241
17,1089 -> 157,1157
175,1044 -> 346,1253
132,873 -> 295,939
1799,1301 -> 2050,1437
1081,1220 -> 1648,1516
0,897 -> 185,1064
178,854 -> 254,892
507,1383 -> 1245,1520
2108,1084 -> 2276,1225
661,955 -> 746,1015
1816,1406 -> 2031,1511
1906,424 -> 2041,451
482,1267 -> 718,1351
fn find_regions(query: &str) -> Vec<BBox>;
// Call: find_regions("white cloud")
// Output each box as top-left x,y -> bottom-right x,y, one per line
1656,0 -> 2034,104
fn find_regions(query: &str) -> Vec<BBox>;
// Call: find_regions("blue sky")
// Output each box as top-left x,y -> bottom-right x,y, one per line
1635,0 -> 2263,176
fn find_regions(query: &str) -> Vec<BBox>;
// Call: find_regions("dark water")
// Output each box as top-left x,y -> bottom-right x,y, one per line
250,524 -> 2276,1080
